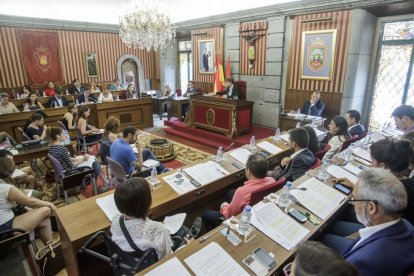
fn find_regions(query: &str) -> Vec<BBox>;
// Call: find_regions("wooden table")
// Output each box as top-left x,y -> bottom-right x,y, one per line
167,97 -> 189,121
140,171 -> 349,275
185,95 -> 254,138
55,139 -> 290,276
151,97 -> 169,119
279,113 -> 326,132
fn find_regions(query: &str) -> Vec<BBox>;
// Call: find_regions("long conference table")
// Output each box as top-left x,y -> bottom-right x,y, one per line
55,137 -> 292,276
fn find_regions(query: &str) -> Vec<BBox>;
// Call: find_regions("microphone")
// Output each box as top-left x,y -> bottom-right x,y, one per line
88,96 -> 97,103
291,187 -> 307,191
222,142 -> 235,153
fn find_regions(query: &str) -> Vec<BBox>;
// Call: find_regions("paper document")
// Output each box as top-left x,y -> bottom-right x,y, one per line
343,163 -> 363,176
143,159 -> 160,168
184,242 -> 248,276
96,194 -> 121,221
353,157 -> 371,167
76,155 -> 96,168
163,171 -> 195,195
163,213 -> 186,234
370,131 -> 385,143
280,133 -> 290,142
229,148 -> 252,165
145,257 -> 190,276
257,141 -> 283,155
353,148 -> 371,162
290,178 -> 346,220
313,127 -> 327,142
10,149 -> 18,155
327,165 -> 358,184
251,202 -> 309,250
184,161 -> 229,186
12,169 -> 27,178
130,144 -> 138,154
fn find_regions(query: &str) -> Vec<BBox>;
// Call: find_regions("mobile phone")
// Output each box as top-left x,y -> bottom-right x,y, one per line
288,208 -> 307,223
253,247 -> 277,270
334,183 -> 352,195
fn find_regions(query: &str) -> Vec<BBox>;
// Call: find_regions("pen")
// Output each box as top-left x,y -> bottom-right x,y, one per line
216,168 -> 227,176
306,212 -> 321,225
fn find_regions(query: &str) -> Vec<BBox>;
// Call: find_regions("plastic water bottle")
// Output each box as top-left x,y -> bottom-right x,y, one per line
216,146 -> 223,163
249,136 -> 256,152
297,108 -> 301,114
273,128 -> 281,143
64,130 -> 70,145
66,89 -> 69,95
278,181 -> 292,209
239,205 -> 252,233
296,122 -> 301,128
317,159 -> 331,182
311,117 -> 317,128
150,167 -> 157,185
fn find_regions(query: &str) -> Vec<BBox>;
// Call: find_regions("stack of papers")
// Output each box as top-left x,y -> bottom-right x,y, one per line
143,159 -> 160,168
145,257 -> 190,276
251,202 -> 309,250
280,133 -> 290,142
327,165 -> 358,184
184,161 -> 229,185
96,194 -> 121,221
184,242 -> 248,276
352,148 -> 371,162
257,141 -> 283,155
290,178 -> 346,220
343,163 -> 363,176
76,155 -> 97,168
229,148 -> 252,165
163,172 -> 195,195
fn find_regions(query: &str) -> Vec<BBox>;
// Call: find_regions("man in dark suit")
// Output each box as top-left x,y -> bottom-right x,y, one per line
269,128 -> 315,181
76,90 -> 96,104
345,110 -> 365,137
69,79 -> 85,94
202,48 -> 210,72
217,78 -> 240,99
48,89 -> 68,108
183,81 -> 200,97
301,91 -> 325,117
322,169 -> 414,275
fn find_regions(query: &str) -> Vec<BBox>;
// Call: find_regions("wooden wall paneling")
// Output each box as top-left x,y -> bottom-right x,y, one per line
193,82 -> 214,93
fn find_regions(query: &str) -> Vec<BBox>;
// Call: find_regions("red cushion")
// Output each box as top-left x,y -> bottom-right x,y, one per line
234,80 -> 246,100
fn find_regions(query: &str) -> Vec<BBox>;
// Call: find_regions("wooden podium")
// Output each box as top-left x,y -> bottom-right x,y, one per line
185,95 -> 254,138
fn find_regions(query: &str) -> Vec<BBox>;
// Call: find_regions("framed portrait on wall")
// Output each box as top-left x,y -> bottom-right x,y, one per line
85,52 -> 98,77
300,29 -> 337,80
198,39 -> 214,74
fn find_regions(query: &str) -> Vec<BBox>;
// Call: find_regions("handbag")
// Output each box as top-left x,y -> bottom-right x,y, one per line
35,240 -> 64,276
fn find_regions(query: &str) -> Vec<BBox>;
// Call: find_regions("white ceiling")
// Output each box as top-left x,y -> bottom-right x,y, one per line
0,0 -> 299,24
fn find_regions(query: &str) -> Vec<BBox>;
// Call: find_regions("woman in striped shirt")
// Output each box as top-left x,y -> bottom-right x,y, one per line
48,127 -> 110,192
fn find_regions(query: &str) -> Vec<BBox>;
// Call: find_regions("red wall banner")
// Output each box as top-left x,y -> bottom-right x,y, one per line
18,30 -> 64,85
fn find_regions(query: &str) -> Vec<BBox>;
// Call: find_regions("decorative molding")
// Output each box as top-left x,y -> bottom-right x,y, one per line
116,54 -> 145,95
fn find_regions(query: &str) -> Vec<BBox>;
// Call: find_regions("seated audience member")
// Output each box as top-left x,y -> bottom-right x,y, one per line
324,168 -> 414,275
0,93 -> 19,114
25,113 -> 47,140
183,81 -> 200,97
49,127 -> 110,191
401,131 -> 414,178
62,103 -> 78,130
98,89 -> 114,102
110,127 -> 167,176
322,116 -> 350,161
48,89 -> 68,108
345,110 -> 365,137
77,89 -> 97,104
337,139 -> 414,225
44,82 -> 56,97
109,79 -> 124,91
392,105 -> 414,134
217,78 -> 240,99
163,85 -> 173,98
69,79 -> 84,94
124,84 -> 137,99
0,157 -> 58,246
270,128 -> 315,181
0,149 -> 41,190
202,153 -> 275,231
288,241 -> 358,276
19,85 -> 31,99
301,91 -> 325,116
90,82 -> 100,93
111,178 -> 192,260
302,125 -> 322,154
77,106 -> 101,144
99,116 -> 120,161
24,92 -> 45,111
0,132 -> 17,146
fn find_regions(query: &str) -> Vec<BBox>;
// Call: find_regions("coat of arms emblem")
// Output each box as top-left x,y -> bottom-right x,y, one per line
34,47 -> 51,73
307,38 -> 326,72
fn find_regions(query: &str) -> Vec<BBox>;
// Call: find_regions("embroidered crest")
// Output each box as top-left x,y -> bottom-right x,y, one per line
33,47 -> 52,73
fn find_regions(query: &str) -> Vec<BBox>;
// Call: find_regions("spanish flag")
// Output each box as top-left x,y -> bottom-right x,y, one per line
213,54 -> 225,93
225,53 -> 231,78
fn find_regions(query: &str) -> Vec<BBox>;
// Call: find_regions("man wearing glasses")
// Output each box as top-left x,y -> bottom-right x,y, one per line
322,168 -> 414,275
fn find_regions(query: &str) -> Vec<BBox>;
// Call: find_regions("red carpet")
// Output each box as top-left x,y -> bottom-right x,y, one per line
164,118 -> 276,151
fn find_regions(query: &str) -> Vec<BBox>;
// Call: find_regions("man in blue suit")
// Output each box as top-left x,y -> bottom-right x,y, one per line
301,91 -> 325,117
345,110 -> 366,137
323,168 -> 414,275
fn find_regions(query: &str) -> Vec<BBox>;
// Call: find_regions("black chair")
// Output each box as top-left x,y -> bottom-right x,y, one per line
79,231 -> 158,276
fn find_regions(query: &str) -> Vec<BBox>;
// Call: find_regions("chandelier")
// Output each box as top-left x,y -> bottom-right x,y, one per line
119,4 -> 176,51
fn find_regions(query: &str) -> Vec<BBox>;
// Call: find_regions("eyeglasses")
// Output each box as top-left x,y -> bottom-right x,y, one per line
348,195 -> 379,205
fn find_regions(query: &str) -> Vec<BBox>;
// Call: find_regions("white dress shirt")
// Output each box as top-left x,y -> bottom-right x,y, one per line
353,219 -> 400,249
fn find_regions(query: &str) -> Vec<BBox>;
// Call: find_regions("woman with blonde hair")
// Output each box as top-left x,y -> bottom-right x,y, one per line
98,89 -> 114,102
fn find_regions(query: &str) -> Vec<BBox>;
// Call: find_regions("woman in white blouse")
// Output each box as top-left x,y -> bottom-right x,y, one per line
98,89 -> 114,102
322,116 -> 351,161
89,82 -> 101,93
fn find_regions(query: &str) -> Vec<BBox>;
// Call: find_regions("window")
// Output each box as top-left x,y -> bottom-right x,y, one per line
368,19 -> 414,129
178,40 -> 192,90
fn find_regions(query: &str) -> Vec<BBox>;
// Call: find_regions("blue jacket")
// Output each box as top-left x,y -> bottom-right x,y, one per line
271,148 -> 315,182
341,219 -> 414,276
348,124 -> 366,137
301,99 -> 325,117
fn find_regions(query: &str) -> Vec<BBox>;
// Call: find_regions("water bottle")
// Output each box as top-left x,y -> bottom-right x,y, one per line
66,89 -> 69,95
311,117 -> 317,128
239,205 -> 252,233
278,181 -> 292,209
64,130 -> 70,145
216,146 -> 223,163
317,159 -> 331,182
116,95 -> 120,101
273,128 -> 281,143
75,98 -> 79,105
297,108 -> 301,114
363,132 -> 372,147
249,136 -> 256,152
150,167 -> 157,185
296,122 -> 301,128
